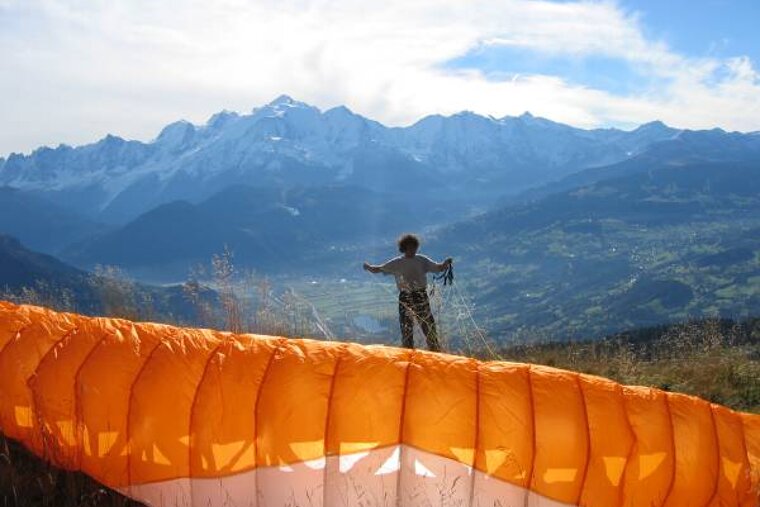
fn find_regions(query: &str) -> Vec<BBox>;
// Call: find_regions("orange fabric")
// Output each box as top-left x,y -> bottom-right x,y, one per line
477,362 -> 533,487
190,334 -> 280,477
712,405 -> 753,507
326,344 -> 408,456
31,316 -> 130,469
664,393 -> 720,505
255,339 -> 343,466
404,353 -> 477,464
128,327 -> 223,485
577,375 -> 634,506
0,305 -> 77,449
0,301 -> 758,507
77,320 -> 166,485
620,386 -> 675,506
530,365 -> 590,503
743,414 -> 760,506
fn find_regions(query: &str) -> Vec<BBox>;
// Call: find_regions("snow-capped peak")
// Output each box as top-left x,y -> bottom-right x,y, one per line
157,120 -> 193,138
1,95 -> 738,224
268,94 -> 298,106
206,110 -> 239,129
324,105 -> 355,117
260,95 -> 315,112
156,120 -> 196,149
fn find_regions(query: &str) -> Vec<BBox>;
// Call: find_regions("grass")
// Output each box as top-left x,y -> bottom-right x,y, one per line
0,436 -> 141,507
497,317 -> 760,413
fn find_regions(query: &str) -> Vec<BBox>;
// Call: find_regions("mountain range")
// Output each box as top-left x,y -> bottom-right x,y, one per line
1,96 -> 759,339
1,95 -> 685,225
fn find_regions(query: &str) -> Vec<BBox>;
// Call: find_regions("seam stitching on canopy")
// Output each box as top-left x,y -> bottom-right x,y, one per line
526,365 -> 536,507
252,338 -> 286,504
395,350 -> 415,507
187,333 -> 229,504
736,412 -> 752,503
706,404 -> 721,507
617,385 -> 636,506
467,360 -> 481,506
321,344 -> 346,507
575,375 -> 592,505
29,323 -> 79,460
125,326 -> 174,492
73,328 -> 114,470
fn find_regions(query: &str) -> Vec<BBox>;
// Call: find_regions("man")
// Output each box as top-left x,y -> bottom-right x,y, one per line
363,234 -> 452,352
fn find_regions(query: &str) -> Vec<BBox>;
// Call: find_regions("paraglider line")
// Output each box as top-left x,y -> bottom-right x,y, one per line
450,282 -> 502,361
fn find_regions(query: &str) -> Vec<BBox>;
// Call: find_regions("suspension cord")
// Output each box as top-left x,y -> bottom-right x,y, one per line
433,263 -> 454,286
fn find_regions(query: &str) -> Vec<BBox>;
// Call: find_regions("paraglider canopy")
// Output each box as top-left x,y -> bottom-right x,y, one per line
0,300 -> 757,507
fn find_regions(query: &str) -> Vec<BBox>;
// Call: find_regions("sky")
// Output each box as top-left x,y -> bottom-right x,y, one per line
2,0 -> 760,156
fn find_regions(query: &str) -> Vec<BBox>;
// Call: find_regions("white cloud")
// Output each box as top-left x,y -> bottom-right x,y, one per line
1,0 -> 759,155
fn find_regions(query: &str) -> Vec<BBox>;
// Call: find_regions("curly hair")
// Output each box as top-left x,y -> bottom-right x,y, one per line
397,233 -> 420,254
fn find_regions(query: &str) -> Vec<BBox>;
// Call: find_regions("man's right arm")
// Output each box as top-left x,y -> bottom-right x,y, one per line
364,258 -> 399,275
363,262 -> 383,274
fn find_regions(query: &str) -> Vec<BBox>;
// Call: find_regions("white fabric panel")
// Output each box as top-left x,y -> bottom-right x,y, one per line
121,445 -> 576,507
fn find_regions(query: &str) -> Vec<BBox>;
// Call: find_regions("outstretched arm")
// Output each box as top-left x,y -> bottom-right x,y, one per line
431,257 -> 453,272
363,262 -> 383,274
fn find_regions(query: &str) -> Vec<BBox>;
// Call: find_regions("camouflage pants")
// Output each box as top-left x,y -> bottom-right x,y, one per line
398,290 -> 441,352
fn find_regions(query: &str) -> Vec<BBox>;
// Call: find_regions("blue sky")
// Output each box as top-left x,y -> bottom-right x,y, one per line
443,0 -> 760,103
448,0 -> 760,98
627,0 -> 760,61
446,46 -> 659,96
1,0 -> 759,156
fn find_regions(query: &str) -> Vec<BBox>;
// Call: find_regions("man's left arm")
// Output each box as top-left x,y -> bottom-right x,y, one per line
427,256 -> 453,273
